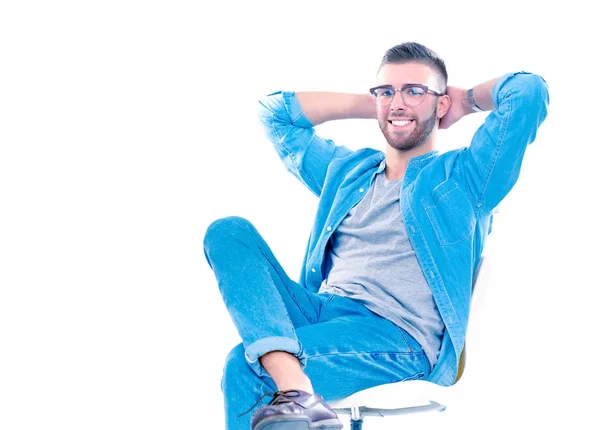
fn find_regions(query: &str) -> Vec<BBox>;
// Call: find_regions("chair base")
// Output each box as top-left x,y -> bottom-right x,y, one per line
335,401 -> 446,428
349,417 -> 363,430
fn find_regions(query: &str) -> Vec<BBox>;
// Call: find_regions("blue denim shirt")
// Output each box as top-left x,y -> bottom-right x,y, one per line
257,72 -> 549,386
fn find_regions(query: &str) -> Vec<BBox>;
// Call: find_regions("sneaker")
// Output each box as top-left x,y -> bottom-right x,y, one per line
249,390 -> 343,430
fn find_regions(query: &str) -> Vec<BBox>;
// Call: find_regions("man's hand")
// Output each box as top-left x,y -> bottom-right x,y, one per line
438,86 -> 472,130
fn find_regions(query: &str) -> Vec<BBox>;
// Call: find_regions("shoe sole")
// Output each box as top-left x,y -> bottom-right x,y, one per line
254,416 -> 343,430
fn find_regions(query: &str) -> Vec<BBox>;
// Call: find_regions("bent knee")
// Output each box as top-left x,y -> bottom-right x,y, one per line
203,216 -> 255,248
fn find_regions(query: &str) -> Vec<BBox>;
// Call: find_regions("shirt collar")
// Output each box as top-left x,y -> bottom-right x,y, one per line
377,150 -> 439,173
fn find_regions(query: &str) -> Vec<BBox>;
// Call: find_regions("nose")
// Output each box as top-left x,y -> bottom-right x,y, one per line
389,89 -> 406,110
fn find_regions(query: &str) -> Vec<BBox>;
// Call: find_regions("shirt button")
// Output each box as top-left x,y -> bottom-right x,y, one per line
359,188 -> 364,193
326,226 -> 332,231
311,268 -> 316,273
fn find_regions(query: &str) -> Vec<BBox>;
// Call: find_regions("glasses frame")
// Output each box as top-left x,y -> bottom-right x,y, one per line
368,84 -> 444,107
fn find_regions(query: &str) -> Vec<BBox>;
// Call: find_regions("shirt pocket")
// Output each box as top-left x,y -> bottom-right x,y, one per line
421,180 -> 476,246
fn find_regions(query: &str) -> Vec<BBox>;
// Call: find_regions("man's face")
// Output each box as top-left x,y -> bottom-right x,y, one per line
375,62 -> 443,151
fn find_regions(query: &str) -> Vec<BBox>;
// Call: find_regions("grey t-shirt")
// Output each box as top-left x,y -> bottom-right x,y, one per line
319,169 -> 444,367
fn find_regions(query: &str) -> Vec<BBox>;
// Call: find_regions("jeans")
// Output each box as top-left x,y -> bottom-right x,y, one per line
203,216 -> 431,429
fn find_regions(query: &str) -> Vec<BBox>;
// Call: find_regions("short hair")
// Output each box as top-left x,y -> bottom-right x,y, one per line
379,42 -> 448,91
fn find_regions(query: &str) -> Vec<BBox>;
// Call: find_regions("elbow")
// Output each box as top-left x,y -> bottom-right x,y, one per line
525,73 -> 550,119
257,93 -> 276,125
499,73 -> 550,138
527,74 -> 550,138
257,91 -> 288,126
513,73 -> 550,122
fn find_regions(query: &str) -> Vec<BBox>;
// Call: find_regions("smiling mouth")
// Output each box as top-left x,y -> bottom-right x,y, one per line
389,119 -> 414,129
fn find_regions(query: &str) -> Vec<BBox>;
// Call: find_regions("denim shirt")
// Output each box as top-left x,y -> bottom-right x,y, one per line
257,72 -> 549,386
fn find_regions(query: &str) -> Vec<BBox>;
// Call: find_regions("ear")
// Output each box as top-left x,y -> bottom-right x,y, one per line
437,94 -> 451,119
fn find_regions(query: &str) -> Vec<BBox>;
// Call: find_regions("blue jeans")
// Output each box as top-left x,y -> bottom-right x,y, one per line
203,216 -> 431,429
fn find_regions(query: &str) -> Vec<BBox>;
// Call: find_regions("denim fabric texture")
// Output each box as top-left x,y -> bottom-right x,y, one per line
256,71 -> 549,386
204,71 -> 549,429
204,217 -> 430,429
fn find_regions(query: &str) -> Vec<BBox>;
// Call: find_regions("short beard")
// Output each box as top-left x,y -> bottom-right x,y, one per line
380,105 -> 438,151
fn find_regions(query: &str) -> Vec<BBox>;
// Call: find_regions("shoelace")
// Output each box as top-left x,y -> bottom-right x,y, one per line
238,390 -> 303,417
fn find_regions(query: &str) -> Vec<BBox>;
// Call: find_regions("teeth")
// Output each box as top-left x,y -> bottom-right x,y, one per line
391,120 -> 411,127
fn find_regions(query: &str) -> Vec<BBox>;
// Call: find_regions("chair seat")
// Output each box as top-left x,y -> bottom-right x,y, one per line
327,256 -> 490,426
328,378 -> 458,410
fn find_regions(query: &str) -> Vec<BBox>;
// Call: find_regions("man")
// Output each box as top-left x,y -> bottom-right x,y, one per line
203,42 -> 549,429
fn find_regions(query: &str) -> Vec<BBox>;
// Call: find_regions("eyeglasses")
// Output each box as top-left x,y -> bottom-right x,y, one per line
369,84 -> 444,107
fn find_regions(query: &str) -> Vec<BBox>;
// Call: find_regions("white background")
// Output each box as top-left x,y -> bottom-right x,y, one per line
1,1 -> 598,429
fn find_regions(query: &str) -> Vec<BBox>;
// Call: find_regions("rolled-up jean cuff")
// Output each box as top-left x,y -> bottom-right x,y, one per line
244,336 -> 307,378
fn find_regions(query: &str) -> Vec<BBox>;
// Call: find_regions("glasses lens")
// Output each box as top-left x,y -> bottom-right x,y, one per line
372,87 -> 395,106
402,86 -> 426,106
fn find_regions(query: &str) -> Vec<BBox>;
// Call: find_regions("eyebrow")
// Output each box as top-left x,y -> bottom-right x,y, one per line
376,83 -> 425,88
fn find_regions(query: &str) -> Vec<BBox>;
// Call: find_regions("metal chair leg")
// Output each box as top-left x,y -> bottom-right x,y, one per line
350,407 -> 363,429
350,418 -> 363,429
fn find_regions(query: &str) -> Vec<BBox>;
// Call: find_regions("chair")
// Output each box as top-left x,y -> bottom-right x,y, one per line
328,255 -> 492,429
